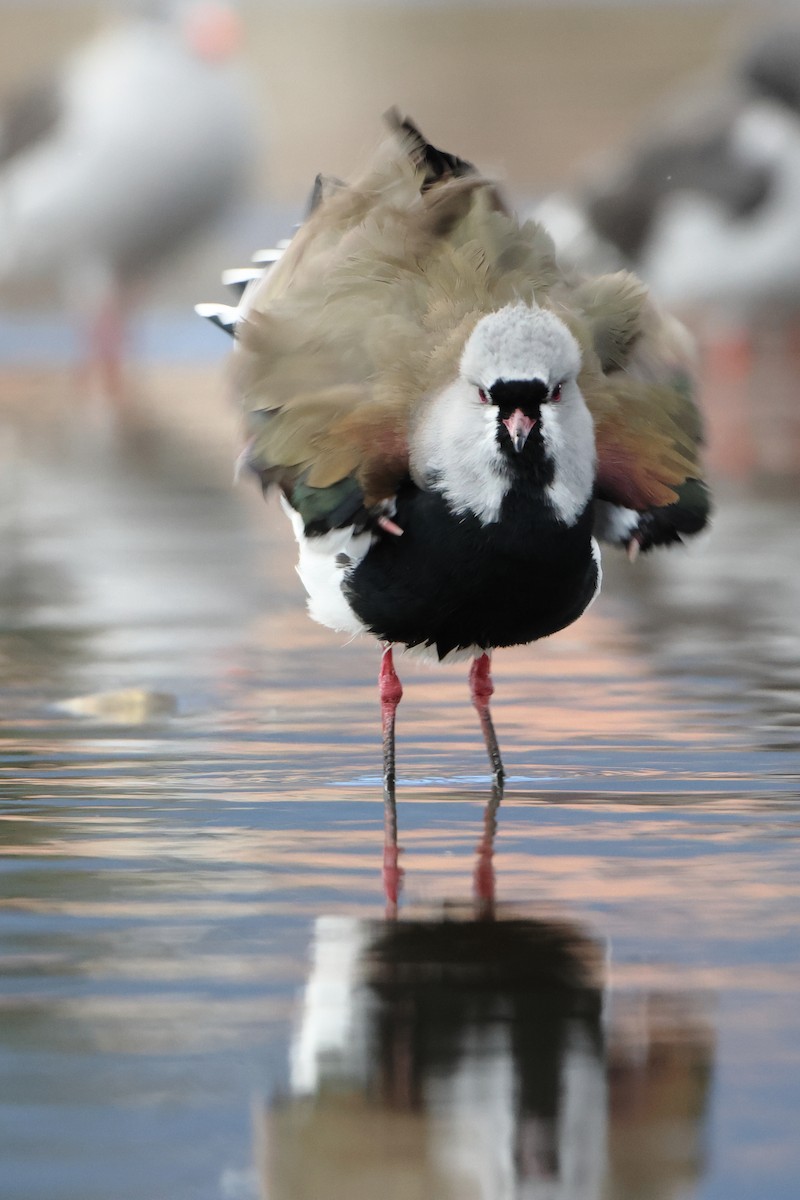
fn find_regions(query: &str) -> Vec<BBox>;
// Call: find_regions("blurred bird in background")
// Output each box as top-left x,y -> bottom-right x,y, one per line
0,0 -> 255,392
535,20 -> 800,476
535,20 -> 800,311
261,910 -> 713,1200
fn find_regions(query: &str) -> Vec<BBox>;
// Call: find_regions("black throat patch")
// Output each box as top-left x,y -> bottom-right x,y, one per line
488,378 -> 549,418
489,379 -> 554,484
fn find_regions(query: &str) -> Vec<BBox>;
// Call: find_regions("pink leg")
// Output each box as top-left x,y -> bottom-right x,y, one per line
88,294 -> 129,399
469,652 -> 505,789
469,653 -> 504,911
379,644 -> 403,913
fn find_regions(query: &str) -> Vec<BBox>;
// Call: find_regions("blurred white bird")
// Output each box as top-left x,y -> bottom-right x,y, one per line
533,23 -> 800,479
642,29 -> 800,315
0,1 -> 256,388
535,21 -> 800,320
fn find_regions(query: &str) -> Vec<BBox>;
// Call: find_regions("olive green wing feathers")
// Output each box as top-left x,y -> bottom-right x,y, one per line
233,117 -> 709,549
565,272 -> 710,550
237,125 -> 559,533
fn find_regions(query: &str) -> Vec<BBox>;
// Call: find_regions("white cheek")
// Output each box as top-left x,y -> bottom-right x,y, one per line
540,395 -> 596,526
413,385 -> 511,525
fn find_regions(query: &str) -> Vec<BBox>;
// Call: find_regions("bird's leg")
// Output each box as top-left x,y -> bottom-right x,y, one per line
380,643 -> 403,799
469,651 -> 505,790
379,643 -> 403,912
470,652 -> 504,913
87,289 -> 130,399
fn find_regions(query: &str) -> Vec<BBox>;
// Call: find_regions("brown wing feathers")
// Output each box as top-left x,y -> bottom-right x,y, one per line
238,145 -> 515,517
383,107 -> 477,189
239,114 -> 708,540
560,271 -> 706,513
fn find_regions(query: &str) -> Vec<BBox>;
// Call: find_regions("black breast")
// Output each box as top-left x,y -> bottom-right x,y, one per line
345,479 -> 599,660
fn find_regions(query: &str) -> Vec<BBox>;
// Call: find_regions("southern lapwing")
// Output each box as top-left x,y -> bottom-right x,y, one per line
199,114 -> 710,896
0,1 -> 254,389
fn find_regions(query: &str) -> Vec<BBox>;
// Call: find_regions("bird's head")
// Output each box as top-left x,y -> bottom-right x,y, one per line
414,302 -> 595,526
181,2 -> 243,62
460,303 -> 587,462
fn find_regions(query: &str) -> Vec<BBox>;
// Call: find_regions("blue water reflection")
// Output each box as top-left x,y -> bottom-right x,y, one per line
1,364 -> 799,1198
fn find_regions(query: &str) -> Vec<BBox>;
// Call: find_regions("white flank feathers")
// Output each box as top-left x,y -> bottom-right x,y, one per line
593,501 -> 640,546
588,537 -> 603,610
282,498 -> 372,637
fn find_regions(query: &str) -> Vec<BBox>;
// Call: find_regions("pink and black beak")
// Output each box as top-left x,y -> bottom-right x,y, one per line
489,379 -> 550,453
502,408 -> 537,453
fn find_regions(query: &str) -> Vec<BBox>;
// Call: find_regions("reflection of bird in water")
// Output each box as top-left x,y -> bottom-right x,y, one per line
606,991 -> 716,1200
200,114 -> 708,900
0,1 -> 254,390
260,909 -> 714,1200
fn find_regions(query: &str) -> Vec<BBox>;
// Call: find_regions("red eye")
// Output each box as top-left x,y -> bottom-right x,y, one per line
478,387 -> 489,404
551,382 -> 563,403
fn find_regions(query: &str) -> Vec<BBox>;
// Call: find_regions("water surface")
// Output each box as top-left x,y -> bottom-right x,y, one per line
1,368 -> 798,1199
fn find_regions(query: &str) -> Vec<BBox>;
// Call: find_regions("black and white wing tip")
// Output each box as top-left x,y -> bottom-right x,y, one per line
221,266 -> 263,298
194,302 -> 239,337
196,237 -> 292,333
251,238 -> 291,268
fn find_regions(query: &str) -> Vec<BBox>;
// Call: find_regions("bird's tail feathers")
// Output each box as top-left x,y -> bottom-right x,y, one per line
384,108 -> 476,189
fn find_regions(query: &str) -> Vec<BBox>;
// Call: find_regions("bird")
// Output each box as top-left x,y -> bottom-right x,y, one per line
199,114 -> 709,891
532,24 -> 800,480
0,0 -> 255,390
534,21 -> 800,318
638,27 -> 800,316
